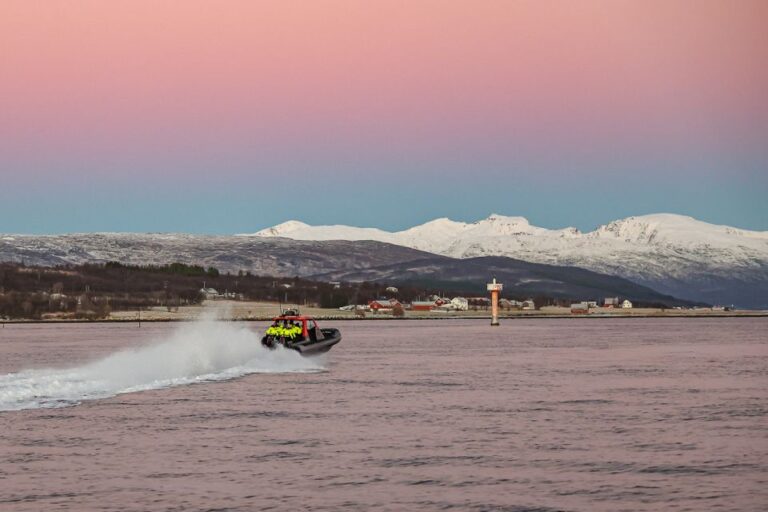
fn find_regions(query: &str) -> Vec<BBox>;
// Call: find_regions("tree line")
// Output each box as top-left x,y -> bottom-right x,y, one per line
0,262 -> 479,319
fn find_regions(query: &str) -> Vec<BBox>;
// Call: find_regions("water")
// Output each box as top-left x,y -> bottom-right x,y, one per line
0,317 -> 323,411
0,318 -> 766,511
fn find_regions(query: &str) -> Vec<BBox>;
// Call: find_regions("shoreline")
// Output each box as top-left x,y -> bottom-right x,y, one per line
2,311 -> 767,324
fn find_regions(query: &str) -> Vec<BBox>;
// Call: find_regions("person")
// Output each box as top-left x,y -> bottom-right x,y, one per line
263,321 -> 281,349
292,321 -> 304,341
265,321 -> 281,340
279,321 -> 291,341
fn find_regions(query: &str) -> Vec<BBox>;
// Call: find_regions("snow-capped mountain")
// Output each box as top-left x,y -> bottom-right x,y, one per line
0,234 -> 434,278
0,232 -> 698,307
244,214 -> 768,308
2,214 -> 765,308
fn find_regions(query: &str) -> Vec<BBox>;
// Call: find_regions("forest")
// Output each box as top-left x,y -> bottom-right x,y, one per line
0,261 -> 503,319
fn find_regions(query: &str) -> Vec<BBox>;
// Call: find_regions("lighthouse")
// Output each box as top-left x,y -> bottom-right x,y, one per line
487,277 -> 503,326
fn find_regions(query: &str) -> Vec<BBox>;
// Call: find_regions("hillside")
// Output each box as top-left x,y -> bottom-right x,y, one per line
246,214 -> 768,308
0,234 -> 433,277
311,255 -> 700,307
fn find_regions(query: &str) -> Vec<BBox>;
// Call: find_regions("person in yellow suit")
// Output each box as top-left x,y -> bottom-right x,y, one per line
265,321 -> 281,339
291,321 -> 304,341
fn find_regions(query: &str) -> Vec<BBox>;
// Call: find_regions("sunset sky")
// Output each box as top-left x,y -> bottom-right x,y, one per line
1,0 -> 766,233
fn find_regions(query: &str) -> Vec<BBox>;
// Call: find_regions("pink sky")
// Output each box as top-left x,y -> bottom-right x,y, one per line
2,1 -> 766,166
0,1 -> 766,233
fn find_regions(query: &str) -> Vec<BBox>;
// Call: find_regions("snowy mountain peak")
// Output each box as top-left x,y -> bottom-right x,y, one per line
248,220 -> 310,237
240,213 -> 768,307
478,214 -> 533,229
484,213 -> 530,225
592,213 -> 768,245
398,218 -> 469,235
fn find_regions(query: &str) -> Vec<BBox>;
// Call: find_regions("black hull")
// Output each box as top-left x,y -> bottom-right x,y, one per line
261,328 -> 341,355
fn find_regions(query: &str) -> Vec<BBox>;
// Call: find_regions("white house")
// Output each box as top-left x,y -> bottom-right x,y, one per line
621,299 -> 633,309
450,297 -> 469,311
199,288 -> 220,300
571,302 -> 589,314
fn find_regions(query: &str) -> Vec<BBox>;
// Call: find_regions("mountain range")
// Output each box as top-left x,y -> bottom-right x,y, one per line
0,235 -> 429,278
244,214 -> 768,308
1,213 -> 765,308
0,233 -> 695,307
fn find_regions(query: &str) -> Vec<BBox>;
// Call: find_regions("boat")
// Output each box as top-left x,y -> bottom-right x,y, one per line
261,310 -> 342,355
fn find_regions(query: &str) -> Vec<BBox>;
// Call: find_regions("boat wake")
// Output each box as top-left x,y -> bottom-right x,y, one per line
0,317 -> 325,412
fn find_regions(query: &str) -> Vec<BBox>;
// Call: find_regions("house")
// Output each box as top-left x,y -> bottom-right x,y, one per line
621,299 -> 633,309
199,288 -> 220,300
411,301 -> 436,311
450,297 -> 469,311
603,297 -> 619,308
571,302 -> 589,314
369,299 -> 400,312
469,297 -> 491,310
434,297 -> 469,312
586,301 -> 598,308
498,298 -> 520,310
522,299 -> 536,310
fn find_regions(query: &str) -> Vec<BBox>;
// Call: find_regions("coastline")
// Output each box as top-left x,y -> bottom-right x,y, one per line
2,302 -> 766,324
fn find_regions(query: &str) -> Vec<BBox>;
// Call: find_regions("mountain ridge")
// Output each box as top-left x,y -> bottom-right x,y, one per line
244,213 -> 768,308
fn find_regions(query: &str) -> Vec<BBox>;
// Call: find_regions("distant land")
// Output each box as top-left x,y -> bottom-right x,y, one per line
310,255 -> 698,307
0,260 -> 704,321
247,213 -> 768,309
1,213 -> 766,308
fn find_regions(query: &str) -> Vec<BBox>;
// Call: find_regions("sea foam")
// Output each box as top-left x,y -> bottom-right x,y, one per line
0,315 -> 325,411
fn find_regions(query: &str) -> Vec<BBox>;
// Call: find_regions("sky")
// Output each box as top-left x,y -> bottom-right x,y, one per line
1,0 -> 766,234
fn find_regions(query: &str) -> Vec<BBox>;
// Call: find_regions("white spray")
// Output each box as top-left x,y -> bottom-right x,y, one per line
0,314 -> 325,411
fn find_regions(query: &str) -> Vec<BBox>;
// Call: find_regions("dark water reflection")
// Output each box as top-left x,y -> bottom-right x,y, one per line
1,318 -> 766,511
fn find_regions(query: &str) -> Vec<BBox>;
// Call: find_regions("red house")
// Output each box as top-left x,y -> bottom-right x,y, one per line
369,299 -> 400,311
411,301 -> 437,311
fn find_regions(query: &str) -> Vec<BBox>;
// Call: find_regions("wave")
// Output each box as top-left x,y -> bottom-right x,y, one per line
0,316 -> 325,411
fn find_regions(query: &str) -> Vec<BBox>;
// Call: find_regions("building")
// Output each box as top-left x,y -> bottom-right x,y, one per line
199,288 -> 220,300
522,299 -> 536,310
450,297 -> 469,311
603,297 -> 619,308
469,297 -> 491,310
571,302 -> 589,314
621,299 -> 633,309
369,299 -> 400,312
411,301 -> 436,311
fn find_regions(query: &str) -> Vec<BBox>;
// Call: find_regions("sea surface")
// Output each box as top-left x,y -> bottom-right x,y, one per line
0,318 -> 766,511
